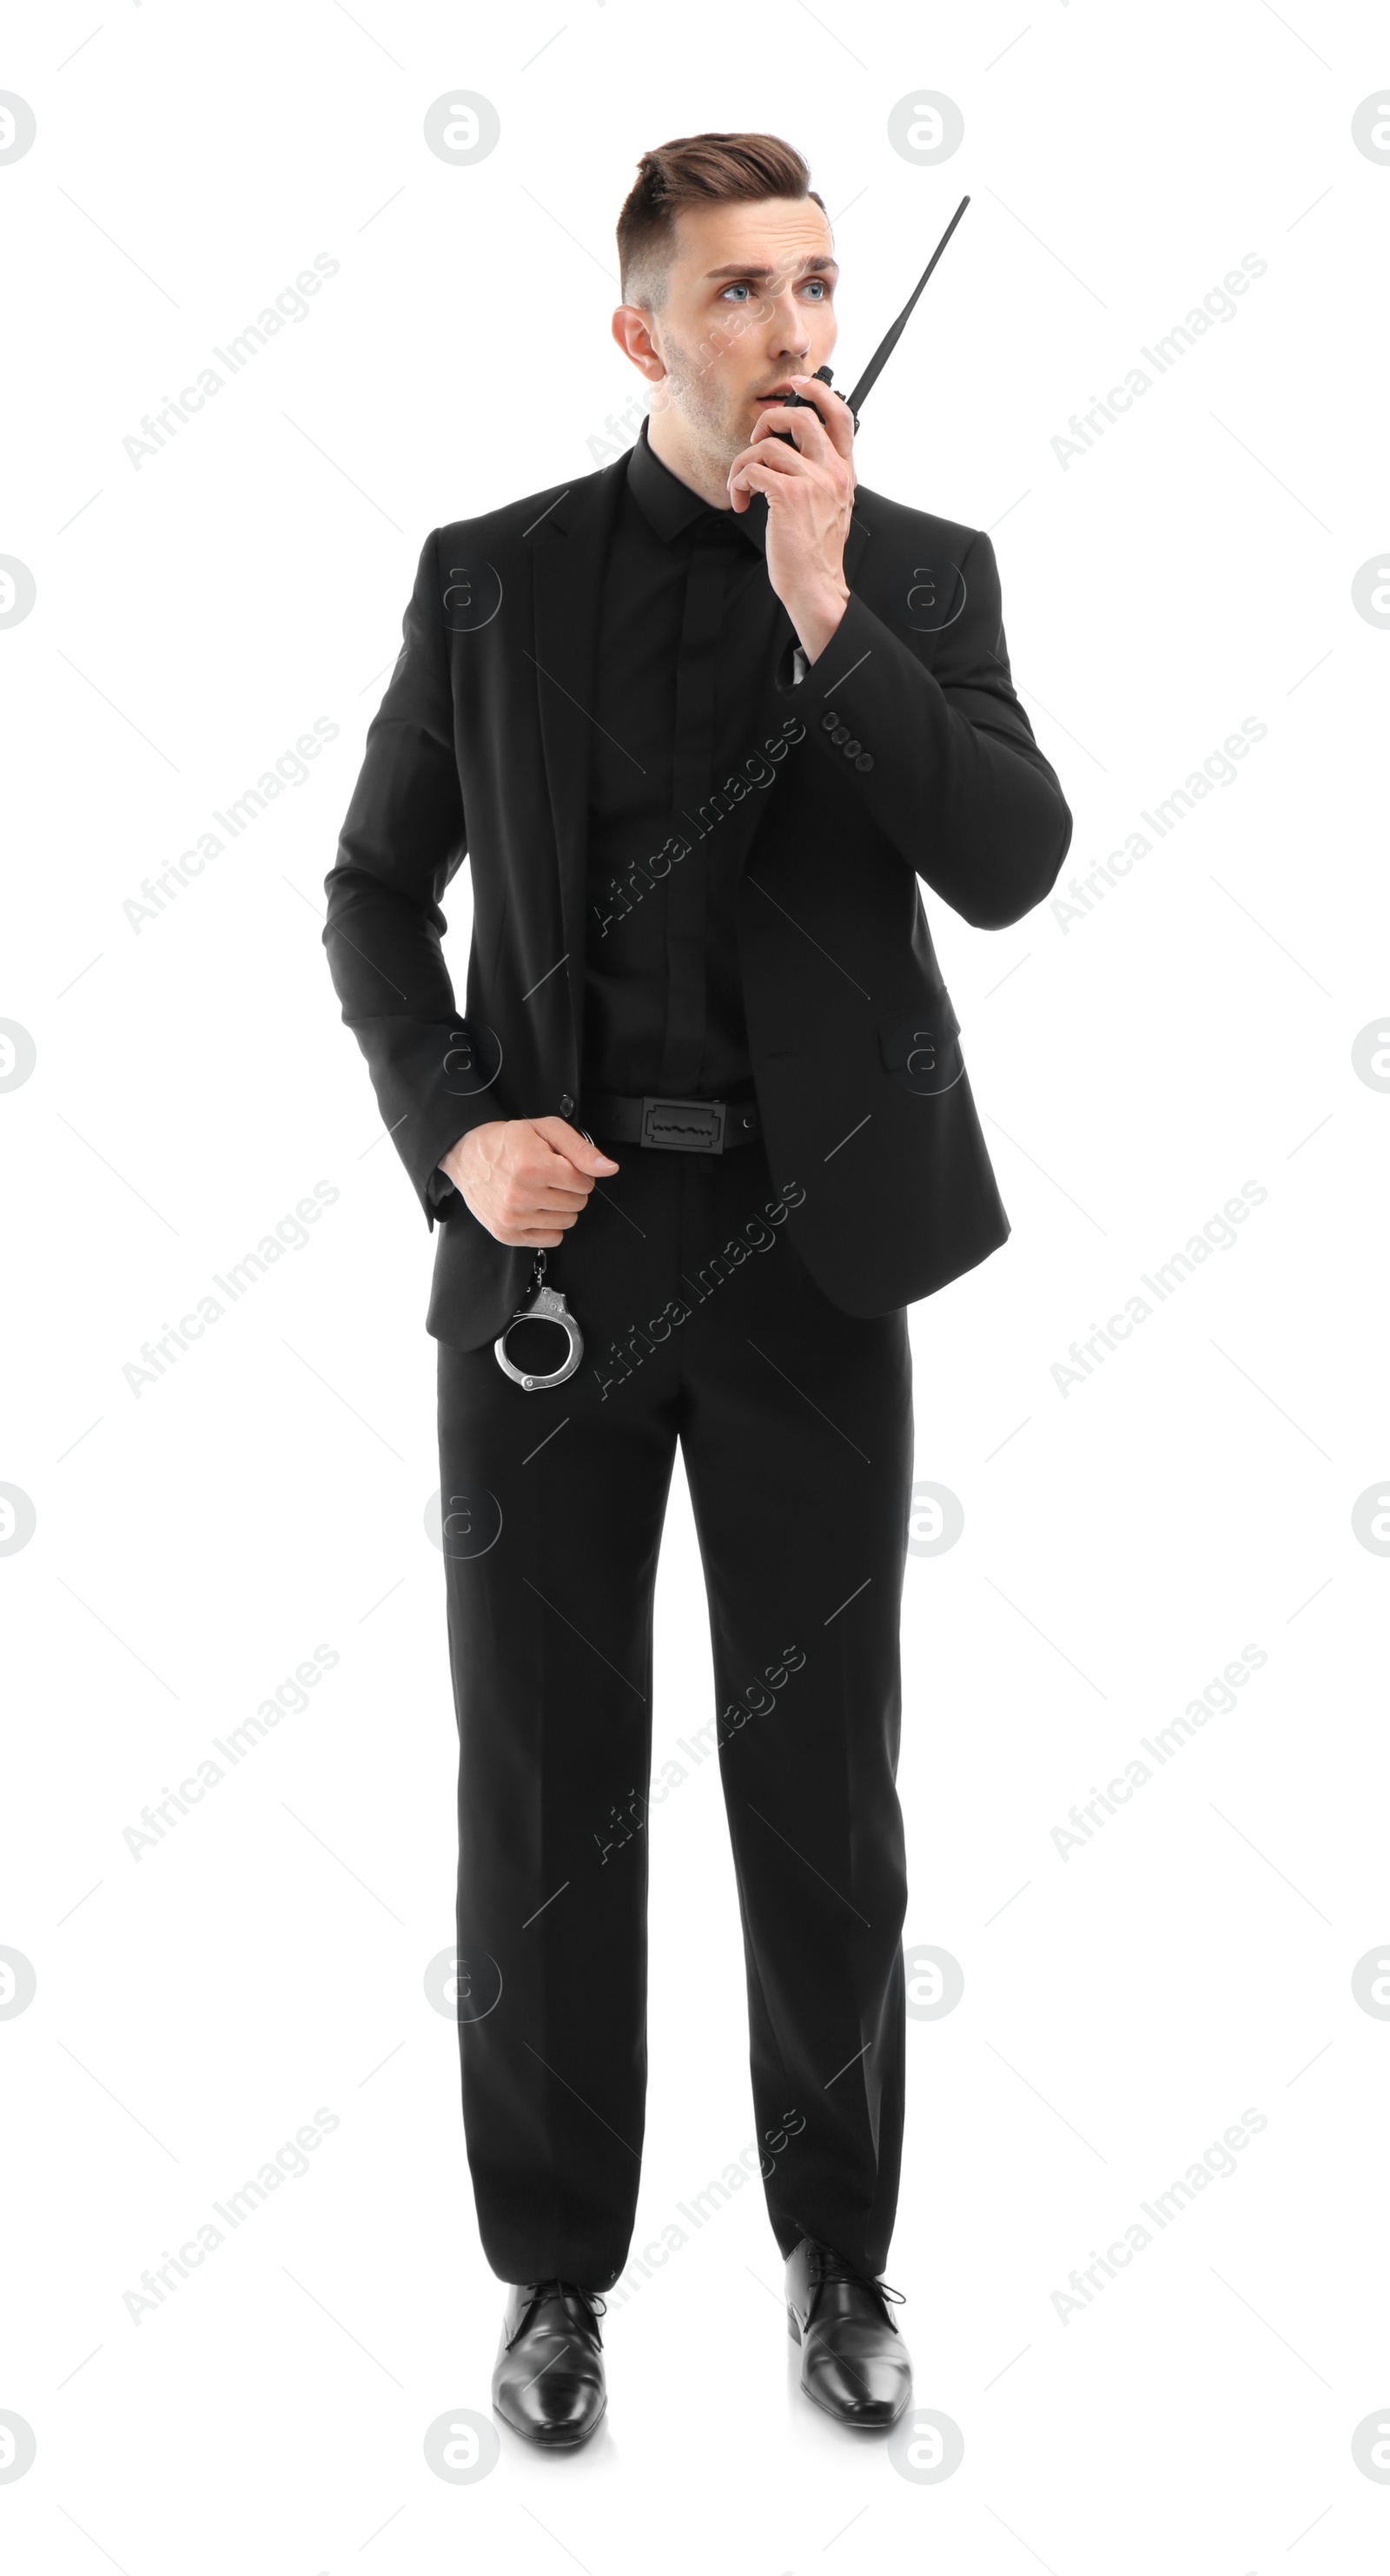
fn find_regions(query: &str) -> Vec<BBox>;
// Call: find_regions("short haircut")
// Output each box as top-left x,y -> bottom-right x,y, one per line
617,131 -> 825,309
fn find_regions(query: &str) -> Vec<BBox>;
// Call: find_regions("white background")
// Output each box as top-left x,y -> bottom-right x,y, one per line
3,2 -> 1389,2569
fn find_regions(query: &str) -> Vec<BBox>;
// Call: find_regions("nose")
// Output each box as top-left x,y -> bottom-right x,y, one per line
768,294 -> 811,356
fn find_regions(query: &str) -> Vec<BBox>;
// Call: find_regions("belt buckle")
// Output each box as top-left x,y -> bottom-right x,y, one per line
640,1095 -> 726,1154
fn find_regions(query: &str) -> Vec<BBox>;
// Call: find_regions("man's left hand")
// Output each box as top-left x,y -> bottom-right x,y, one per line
728,380 -> 856,664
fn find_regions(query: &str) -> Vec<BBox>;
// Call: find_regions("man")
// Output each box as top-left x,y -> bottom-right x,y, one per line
324,131 -> 1071,2447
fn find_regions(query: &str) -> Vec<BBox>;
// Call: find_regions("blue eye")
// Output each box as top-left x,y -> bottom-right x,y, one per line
720,282 -> 751,301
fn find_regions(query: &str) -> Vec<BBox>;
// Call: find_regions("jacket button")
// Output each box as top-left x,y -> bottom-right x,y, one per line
822,710 -> 839,731
844,738 -> 861,758
831,723 -> 851,745
856,752 -> 874,771
559,1093 -> 574,1115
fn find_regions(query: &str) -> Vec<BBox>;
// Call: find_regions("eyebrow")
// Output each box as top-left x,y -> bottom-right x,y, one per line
704,256 -> 838,280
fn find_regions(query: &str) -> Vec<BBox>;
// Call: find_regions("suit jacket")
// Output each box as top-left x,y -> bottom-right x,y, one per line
323,452 -> 1073,1351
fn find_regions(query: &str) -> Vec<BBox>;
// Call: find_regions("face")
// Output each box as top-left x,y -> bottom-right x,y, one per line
614,195 -> 839,472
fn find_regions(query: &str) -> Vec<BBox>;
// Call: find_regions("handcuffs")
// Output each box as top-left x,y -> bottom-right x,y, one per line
493,1123 -> 590,1391
493,1249 -> 583,1391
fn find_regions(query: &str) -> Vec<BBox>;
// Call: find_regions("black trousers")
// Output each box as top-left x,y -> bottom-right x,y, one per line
436,1133 -> 913,2292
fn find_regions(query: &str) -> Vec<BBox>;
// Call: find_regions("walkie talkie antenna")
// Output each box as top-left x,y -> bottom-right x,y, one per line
845,194 -> 970,421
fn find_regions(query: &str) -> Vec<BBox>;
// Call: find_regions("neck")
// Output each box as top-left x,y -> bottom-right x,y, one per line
644,405 -> 734,512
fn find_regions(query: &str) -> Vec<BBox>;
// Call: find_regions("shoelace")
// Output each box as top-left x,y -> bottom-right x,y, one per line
510,2279 -> 607,2347
811,2246 -> 906,2311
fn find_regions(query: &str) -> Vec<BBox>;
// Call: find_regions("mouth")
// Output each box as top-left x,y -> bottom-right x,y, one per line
754,386 -> 802,405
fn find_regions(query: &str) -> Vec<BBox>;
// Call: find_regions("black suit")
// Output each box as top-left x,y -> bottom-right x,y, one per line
324,453 -> 1072,1349
324,446 -> 1070,2292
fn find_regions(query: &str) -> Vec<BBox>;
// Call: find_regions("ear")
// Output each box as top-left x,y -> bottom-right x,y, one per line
611,304 -> 666,382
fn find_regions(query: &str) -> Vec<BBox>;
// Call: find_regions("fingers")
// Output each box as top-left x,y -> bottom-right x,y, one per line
731,430 -> 811,488
531,1115 -> 620,1176
483,1116 -> 619,1245
493,1208 -> 578,1245
751,379 -> 854,462
462,1116 -> 620,1247
748,403 -> 831,459
790,375 -> 856,462
728,446 -> 808,506
729,424 -> 851,504
730,458 -> 799,506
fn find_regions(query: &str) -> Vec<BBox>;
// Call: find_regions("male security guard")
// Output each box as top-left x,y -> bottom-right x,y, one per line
324,132 -> 1071,2446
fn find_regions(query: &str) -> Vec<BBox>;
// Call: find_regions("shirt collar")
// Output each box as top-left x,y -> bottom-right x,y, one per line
626,416 -> 766,554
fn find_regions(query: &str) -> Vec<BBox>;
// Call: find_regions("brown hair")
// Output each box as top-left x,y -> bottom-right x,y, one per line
617,131 -> 825,307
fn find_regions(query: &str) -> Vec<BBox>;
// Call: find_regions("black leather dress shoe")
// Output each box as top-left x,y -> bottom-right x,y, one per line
492,2280 -> 607,2447
785,2237 -> 912,2428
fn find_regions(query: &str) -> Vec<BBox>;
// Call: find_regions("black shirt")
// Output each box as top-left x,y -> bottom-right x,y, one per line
581,420 -> 794,1100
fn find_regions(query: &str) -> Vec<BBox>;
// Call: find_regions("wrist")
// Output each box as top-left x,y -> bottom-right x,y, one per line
792,582 -> 851,665
440,1120 -> 501,1186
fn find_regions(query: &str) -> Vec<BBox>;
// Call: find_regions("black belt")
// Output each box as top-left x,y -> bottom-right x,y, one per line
583,1091 -> 761,1154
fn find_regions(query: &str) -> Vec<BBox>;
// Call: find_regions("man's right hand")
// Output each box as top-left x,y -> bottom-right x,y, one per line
439,1118 -> 619,1248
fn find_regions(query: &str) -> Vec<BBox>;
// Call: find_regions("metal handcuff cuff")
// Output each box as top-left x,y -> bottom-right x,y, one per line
493,1126 -> 592,1391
